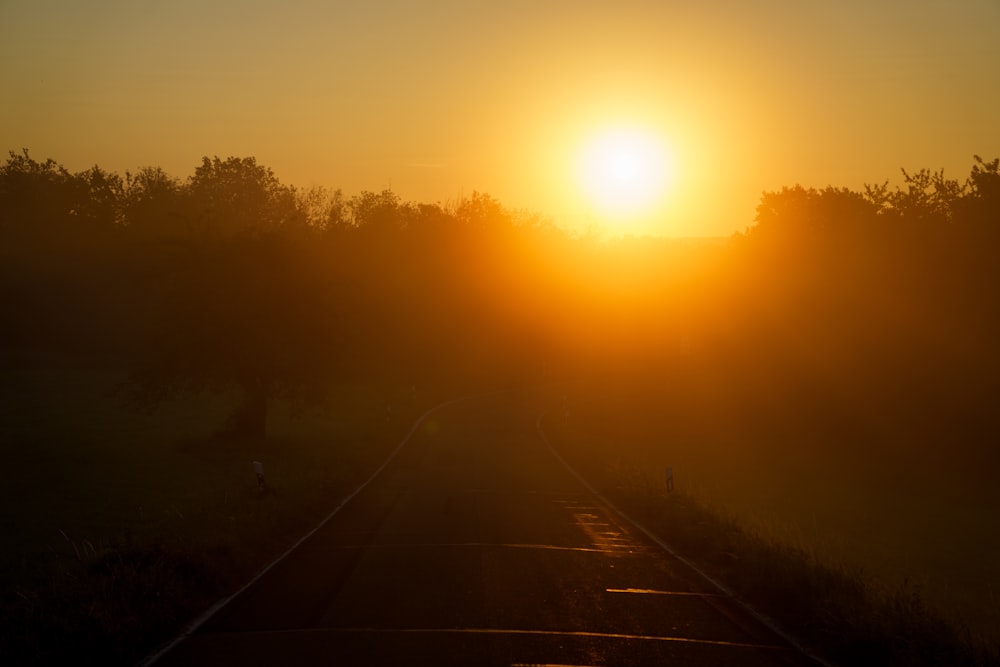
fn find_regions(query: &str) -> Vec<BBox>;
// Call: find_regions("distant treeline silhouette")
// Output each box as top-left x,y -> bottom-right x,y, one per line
719,158 -> 1000,472
2,150 -> 998,470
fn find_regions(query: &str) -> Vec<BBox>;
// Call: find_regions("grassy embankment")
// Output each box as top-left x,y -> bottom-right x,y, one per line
540,388 -> 1000,667
0,366 -> 442,665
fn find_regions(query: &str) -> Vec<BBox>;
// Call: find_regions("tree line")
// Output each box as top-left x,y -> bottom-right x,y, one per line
0,152 -> 591,440
2,149 -> 998,464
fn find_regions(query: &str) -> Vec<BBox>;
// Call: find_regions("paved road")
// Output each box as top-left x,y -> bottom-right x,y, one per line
156,393 -> 818,666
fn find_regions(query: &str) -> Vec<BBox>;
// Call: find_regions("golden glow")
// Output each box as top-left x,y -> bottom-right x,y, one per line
576,126 -> 674,228
2,3 -> 997,238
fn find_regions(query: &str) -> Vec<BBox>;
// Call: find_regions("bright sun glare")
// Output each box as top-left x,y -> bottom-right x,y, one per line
577,126 -> 673,224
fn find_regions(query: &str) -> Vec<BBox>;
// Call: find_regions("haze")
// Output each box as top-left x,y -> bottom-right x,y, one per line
4,2 -> 1000,663
3,0 -> 999,236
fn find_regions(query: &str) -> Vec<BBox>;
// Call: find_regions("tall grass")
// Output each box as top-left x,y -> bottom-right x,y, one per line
0,366 -> 440,665
542,409 -> 1000,667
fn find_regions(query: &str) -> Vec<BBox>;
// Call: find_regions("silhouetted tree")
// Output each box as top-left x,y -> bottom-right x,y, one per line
296,184 -> 348,232
718,155 -> 1000,471
956,155 -> 1000,236
0,150 -> 78,250
0,152 -> 137,359
121,166 -> 183,237
121,156 -> 336,443
752,184 -> 879,248
349,188 -> 414,232
74,165 -> 126,226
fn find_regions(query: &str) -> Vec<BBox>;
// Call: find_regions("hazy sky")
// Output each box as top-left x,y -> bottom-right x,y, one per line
2,0 -> 999,236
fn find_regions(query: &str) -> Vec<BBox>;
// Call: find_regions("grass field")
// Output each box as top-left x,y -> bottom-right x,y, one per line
0,365 -> 443,665
539,384 -> 1000,666
4,367 -> 997,666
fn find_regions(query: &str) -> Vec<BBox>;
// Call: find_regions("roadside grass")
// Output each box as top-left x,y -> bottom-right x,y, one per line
0,366 -> 439,665
541,409 -> 1000,667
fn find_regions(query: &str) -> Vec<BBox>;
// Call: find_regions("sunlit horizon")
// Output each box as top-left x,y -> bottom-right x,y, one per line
3,1 -> 1000,654
3,4 -> 1000,663
3,1 -> 999,237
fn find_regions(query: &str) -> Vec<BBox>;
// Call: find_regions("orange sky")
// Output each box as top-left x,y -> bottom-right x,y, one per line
2,1 -> 999,237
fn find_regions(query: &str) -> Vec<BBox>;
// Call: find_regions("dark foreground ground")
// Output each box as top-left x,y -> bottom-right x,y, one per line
150,392 -> 820,667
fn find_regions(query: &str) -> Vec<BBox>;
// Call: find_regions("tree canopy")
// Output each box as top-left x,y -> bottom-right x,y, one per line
2,149 -> 998,454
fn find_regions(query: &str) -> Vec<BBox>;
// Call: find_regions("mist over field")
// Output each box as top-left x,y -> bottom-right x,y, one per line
2,150 -> 999,664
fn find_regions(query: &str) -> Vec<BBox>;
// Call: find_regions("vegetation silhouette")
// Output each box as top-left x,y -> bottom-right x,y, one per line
3,147 -> 998,453
3,148 -> 999,448
2,148 -> 999,663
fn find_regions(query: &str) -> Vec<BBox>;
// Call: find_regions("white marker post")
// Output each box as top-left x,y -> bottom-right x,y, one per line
253,460 -> 265,491
665,467 -> 674,493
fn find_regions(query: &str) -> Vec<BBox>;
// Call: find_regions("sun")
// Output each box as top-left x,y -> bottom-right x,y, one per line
577,126 -> 673,223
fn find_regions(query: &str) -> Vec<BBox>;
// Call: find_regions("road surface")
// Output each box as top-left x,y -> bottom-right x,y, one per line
154,392 -> 819,666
